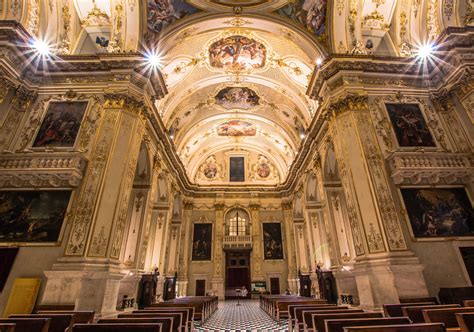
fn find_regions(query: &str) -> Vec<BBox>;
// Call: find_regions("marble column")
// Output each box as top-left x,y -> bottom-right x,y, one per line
249,202 -> 264,281
41,95 -> 146,316
328,94 -> 428,309
211,203 -> 225,299
282,202 -> 298,294
176,201 -> 193,297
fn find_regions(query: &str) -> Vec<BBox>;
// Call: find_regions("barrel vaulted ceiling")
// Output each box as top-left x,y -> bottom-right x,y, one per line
1,0 -> 467,186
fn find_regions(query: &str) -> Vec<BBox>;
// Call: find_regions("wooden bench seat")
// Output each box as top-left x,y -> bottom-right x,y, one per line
288,305 -> 339,332
35,304 -> 76,311
342,323 -> 446,332
462,300 -> 474,307
118,312 -> 181,332
36,311 -> 95,324
144,307 -> 194,331
10,314 -> 75,332
312,312 -> 384,332
384,303 -> 436,317
0,318 -> 50,332
303,309 -> 364,332
73,323 -> 162,332
98,318 -> 172,332
134,310 -> 191,332
456,313 -> 474,332
400,298 -> 439,304
325,317 -> 411,332
0,324 -> 15,332
402,305 -> 460,323
423,307 -> 474,329
276,299 -> 328,322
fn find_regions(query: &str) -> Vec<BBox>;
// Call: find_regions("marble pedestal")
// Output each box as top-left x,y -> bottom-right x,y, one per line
333,267 -> 359,305
287,276 -> 298,295
352,252 -> 428,310
211,277 -> 225,299
116,274 -> 141,308
176,280 -> 188,297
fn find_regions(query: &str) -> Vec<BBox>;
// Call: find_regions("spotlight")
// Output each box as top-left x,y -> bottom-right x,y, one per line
31,39 -> 51,57
316,58 -> 323,66
300,132 -> 306,139
416,43 -> 435,60
145,51 -> 162,68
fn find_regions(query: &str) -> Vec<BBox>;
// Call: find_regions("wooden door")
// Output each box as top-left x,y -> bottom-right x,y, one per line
195,279 -> 206,296
270,277 -> 280,294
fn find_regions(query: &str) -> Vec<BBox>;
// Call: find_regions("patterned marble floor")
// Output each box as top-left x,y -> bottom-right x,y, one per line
196,300 -> 288,332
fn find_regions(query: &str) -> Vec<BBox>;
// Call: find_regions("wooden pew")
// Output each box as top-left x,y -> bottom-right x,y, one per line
35,304 -> 76,311
342,323 -> 446,332
325,317 -> 411,332
383,303 -> 436,317
276,299 -> 328,322
312,312 -> 384,332
462,300 -> 474,307
422,307 -> 474,329
456,313 -> 474,332
10,314 -> 75,332
0,318 -> 50,332
303,309 -> 364,332
288,305 -> 339,332
0,324 -> 15,332
400,298 -> 439,304
150,296 -> 215,323
134,309 -> 191,332
118,313 -> 181,332
98,318 -> 172,332
36,311 -> 95,324
73,323 -> 162,332
401,305 -> 460,323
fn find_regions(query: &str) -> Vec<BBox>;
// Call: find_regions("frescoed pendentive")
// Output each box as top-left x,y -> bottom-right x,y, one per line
192,223 -> 212,261
215,87 -> 260,110
263,223 -> 284,260
0,191 -> 72,243
278,0 -> 327,41
33,101 -> 88,148
255,155 -> 271,178
400,188 -> 474,238
209,35 -> 266,71
217,120 -> 256,137
202,156 -> 219,179
147,0 -> 200,34
385,103 -> 436,147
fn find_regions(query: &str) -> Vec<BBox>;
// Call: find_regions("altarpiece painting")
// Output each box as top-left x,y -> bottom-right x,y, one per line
192,223 -> 212,261
263,223 -> 284,260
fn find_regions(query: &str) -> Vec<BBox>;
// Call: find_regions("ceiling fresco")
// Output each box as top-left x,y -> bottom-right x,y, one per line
215,87 -> 260,110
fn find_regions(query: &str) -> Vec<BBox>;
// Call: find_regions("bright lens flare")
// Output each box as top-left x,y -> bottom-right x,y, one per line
145,51 -> 162,68
316,58 -> 323,66
416,43 -> 435,60
31,39 -> 51,56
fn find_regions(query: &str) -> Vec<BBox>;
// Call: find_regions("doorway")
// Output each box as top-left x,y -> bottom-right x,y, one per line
225,250 -> 251,299
270,277 -> 280,294
195,279 -> 206,296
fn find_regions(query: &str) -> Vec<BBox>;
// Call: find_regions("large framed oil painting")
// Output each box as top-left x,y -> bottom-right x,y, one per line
229,156 -> 245,182
278,0 -> 327,39
147,0 -> 200,34
0,191 -> 72,244
32,101 -> 88,148
263,223 -> 284,260
400,188 -> 474,239
215,87 -> 260,110
385,103 -> 436,147
209,35 -> 266,71
192,223 -> 212,261
217,120 -> 256,137
459,247 -> 474,284
0,247 -> 18,292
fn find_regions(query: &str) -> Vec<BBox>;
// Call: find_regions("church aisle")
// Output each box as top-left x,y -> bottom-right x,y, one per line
196,300 -> 288,332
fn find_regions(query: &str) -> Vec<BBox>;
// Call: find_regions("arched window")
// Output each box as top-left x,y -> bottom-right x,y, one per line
225,208 -> 250,236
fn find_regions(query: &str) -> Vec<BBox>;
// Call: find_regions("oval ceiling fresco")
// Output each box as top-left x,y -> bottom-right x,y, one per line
209,35 -> 266,71
215,87 -> 260,110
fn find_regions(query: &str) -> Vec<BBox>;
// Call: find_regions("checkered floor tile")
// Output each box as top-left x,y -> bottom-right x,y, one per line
196,300 -> 288,332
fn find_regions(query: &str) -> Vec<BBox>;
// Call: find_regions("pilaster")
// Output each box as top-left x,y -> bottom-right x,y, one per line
176,201 -> 193,296
211,203 -> 225,299
249,202 -> 264,281
282,202 -> 298,294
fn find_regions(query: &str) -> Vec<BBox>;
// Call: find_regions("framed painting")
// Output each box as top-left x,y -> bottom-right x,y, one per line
385,103 -> 436,147
229,156 -> 245,182
192,223 -> 212,261
400,187 -> 474,239
0,247 -> 18,292
0,191 -> 72,244
459,247 -> 474,284
263,223 -> 284,260
32,101 -> 88,148
209,35 -> 266,71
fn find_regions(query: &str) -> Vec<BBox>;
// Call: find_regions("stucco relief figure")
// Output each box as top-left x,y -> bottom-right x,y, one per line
147,0 -> 199,33
263,223 -> 284,260
215,87 -> 260,110
278,0 -> 327,38
33,101 -> 88,148
209,35 -> 266,71
401,188 -> 474,238
385,103 -> 436,147
0,191 -> 71,243
217,120 -> 256,136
